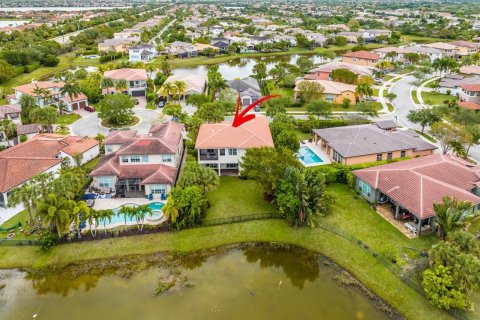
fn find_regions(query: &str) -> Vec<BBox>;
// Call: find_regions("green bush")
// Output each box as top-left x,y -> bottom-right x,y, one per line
296,118 -> 370,133
146,92 -> 156,102
38,230 -> 60,251
42,54 -> 59,67
24,62 -> 41,73
13,65 -> 25,76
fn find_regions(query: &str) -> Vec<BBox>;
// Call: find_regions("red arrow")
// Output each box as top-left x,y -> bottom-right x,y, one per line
232,94 -> 280,127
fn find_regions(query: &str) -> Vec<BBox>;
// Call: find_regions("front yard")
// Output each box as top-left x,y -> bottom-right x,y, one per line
421,91 -> 456,106
55,113 -> 81,125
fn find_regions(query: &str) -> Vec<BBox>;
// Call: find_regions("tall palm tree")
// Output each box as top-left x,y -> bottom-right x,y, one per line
159,81 -> 176,100
136,204 -> 152,231
0,119 -> 17,147
7,183 -> 36,224
32,85 -> 45,105
355,82 -> 373,101
59,80 -> 82,115
161,59 -> 172,76
36,194 -> 76,237
97,209 -> 114,235
433,196 -> 476,240
208,74 -> 227,101
146,64 -> 156,80
115,79 -> 128,93
100,77 -> 115,95
162,197 -> 179,223
19,94 -> 38,124
173,80 -> 187,100
119,206 -> 132,231
72,201 -> 90,239
199,167 -> 220,192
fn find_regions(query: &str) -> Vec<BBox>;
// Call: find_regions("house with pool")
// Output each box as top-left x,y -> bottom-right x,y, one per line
353,154 -> 480,237
195,116 -> 274,176
312,120 -> 437,165
90,121 -> 185,199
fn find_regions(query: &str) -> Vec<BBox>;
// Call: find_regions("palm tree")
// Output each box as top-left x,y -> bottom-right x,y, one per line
59,80 -> 82,115
162,197 -> 179,223
97,209 -> 114,234
72,201 -> 90,239
159,81 -> 176,100
208,74 -> 228,101
433,196 -> 476,240
136,204 -> 152,231
173,80 -> 187,100
7,183 -> 36,224
115,79 -> 128,93
146,64 -> 156,80
161,59 -> 172,76
0,119 -> 17,147
355,82 -> 373,101
19,94 -> 38,124
32,85 -> 45,105
101,77 -> 115,95
36,194 -> 76,237
199,167 -> 220,192
119,206 -> 132,231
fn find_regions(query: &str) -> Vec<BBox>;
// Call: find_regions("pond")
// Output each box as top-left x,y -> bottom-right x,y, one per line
172,54 -> 334,80
0,244 -> 397,320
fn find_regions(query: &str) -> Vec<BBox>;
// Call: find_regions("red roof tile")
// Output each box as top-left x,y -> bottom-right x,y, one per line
353,154 -> 480,219
459,101 -> 480,110
343,50 -> 380,60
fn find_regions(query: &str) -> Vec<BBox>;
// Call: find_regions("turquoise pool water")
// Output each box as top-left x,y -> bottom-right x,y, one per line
102,202 -> 165,225
298,147 -> 323,165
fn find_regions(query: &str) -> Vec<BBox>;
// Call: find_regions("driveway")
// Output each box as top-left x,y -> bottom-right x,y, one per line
71,107 -> 162,136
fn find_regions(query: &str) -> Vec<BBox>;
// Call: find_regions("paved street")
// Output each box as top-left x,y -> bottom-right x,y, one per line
71,107 -> 162,136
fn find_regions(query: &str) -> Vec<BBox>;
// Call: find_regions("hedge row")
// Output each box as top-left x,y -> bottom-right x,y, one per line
296,118 -> 370,133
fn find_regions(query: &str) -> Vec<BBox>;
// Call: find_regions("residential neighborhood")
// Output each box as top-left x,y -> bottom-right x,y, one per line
1,1 -> 480,319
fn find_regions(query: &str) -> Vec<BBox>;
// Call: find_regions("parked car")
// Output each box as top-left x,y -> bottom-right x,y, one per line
85,106 -> 95,112
157,101 -> 165,108
134,98 -> 139,105
254,105 -> 261,112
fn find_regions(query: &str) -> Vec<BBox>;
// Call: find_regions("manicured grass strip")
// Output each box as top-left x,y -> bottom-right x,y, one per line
411,90 -> 420,104
421,91 -> 456,106
415,130 -> 437,143
55,113 -> 81,125
0,210 -> 30,240
387,103 -> 394,112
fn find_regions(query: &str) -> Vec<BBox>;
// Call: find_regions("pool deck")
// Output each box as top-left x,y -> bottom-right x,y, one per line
299,140 -> 331,167
93,198 -> 156,210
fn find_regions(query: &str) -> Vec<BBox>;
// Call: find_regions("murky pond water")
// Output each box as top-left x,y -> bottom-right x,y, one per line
172,54 -> 334,80
0,244 -> 396,320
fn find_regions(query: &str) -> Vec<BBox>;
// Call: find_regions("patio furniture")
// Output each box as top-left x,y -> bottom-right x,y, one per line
400,213 -> 412,220
404,222 -> 417,235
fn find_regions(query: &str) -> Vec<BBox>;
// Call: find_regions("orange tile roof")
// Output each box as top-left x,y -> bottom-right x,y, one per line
461,83 -> 480,92
60,92 -> 88,103
343,50 -> 380,60
104,68 -> 148,81
13,81 -> 64,96
195,116 -> 274,149
459,101 -> 480,110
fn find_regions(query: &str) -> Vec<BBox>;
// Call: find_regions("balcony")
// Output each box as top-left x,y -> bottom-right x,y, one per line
199,149 -> 218,161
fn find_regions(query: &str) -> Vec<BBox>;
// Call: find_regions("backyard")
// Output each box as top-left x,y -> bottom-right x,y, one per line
421,91 -> 456,106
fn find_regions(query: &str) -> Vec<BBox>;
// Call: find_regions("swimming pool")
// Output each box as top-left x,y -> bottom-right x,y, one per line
102,202 -> 165,225
297,147 -> 324,165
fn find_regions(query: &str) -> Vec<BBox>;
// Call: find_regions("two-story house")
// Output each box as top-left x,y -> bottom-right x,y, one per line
103,68 -> 148,97
167,41 -> 198,58
128,43 -> 158,62
195,116 -> 274,176
90,122 -> 184,199
342,50 -> 380,67
460,83 -> 480,105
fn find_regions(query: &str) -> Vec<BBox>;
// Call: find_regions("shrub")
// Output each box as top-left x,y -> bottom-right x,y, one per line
42,54 -> 59,67
24,62 -> 41,73
38,230 -> 60,251
19,135 -> 27,143
13,65 -> 25,76
146,92 -> 156,102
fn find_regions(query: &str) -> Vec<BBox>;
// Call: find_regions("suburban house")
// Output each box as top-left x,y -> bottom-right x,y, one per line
403,45 -> 443,63
293,79 -> 356,104
449,40 -> 478,57
167,41 -> 198,58
8,81 -> 64,107
423,42 -> 457,57
103,68 -> 148,97
353,154 -> 480,236
438,75 -> 480,95
8,81 -> 89,112
227,77 -> 261,106
459,83 -> 480,105
90,122 -> 184,199
0,134 -> 99,218
98,38 -> 131,53
0,104 -> 21,123
195,116 -> 274,176
161,73 -> 208,99
342,50 -> 380,67
312,121 -> 437,165
459,65 -> 480,76
305,61 -> 373,80
128,43 -> 158,62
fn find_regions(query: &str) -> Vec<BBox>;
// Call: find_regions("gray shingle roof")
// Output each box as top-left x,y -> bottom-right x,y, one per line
313,123 -> 437,157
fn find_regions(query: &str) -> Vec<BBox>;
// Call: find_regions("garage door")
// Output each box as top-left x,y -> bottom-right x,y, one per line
79,101 -> 86,109
132,90 -> 145,97
72,102 -> 79,110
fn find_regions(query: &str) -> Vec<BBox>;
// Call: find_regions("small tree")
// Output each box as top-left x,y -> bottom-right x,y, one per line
296,81 -> 324,102
98,94 -> 135,126
306,100 -> 332,119
355,101 -> 378,118
430,122 -> 470,154
433,196 -> 475,240
406,108 -> 441,133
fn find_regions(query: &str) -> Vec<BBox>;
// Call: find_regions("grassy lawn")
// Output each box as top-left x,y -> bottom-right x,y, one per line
468,218 -> 480,235
0,210 -> 32,240
415,130 -> 437,143
402,35 -> 445,44
82,156 -> 101,171
205,177 -> 278,220
0,182 -> 455,320
411,90 -> 420,104
55,113 -> 81,125
387,103 -> 394,112
295,129 -> 312,141
421,91 -> 456,106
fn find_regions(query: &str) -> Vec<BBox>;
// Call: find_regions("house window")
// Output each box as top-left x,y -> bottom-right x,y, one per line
376,153 -> 383,161
228,148 -> 237,156
142,155 -> 149,162
150,184 -> 166,194
130,156 -> 140,163
162,155 -> 172,163
359,180 -> 372,197
226,163 -> 238,169
332,150 -> 343,163
121,156 -> 129,163
220,149 -> 225,156
106,145 -> 113,153
387,152 -> 393,160
400,150 -> 406,158
98,177 -> 114,188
